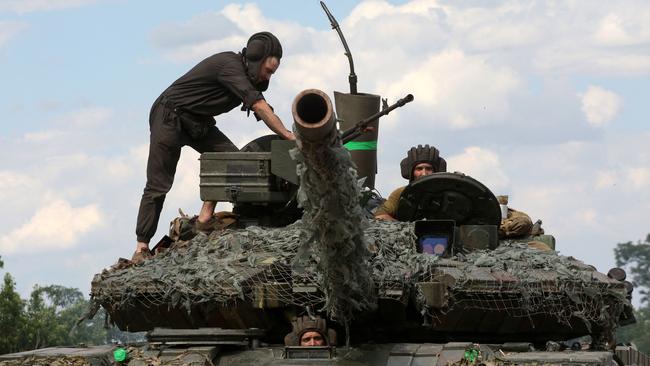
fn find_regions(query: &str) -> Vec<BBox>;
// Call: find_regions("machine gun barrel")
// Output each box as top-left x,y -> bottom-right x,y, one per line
341,93 -> 413,144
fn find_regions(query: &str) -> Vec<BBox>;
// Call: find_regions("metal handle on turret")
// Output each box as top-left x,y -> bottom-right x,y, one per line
341,94 -> 414,143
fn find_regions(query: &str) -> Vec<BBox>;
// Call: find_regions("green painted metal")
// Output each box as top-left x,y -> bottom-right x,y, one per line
343,140 -> 377,151
334,91 -> 380,188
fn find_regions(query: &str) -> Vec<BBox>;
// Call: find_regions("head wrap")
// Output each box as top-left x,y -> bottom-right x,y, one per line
400,144 -> 447,181
241,31 -> 282,91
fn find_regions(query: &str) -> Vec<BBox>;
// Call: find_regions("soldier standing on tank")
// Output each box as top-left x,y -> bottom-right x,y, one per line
133,32 -> 295,262
374,145 -> 446,221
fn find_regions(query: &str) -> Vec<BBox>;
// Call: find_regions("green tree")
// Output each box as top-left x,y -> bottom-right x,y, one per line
615,233 -> 650,354
615,233 -> 650,303
24,285 -> 107,349
0,256 -> 109,353
62,298 -> 108,346
0,273 -> 27,354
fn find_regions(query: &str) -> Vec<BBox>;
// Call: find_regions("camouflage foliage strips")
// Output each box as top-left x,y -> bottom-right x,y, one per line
90,218 -> 630,342
291,128 -> 376,324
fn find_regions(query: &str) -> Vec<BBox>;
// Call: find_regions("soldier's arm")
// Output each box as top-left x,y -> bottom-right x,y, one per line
374,187 -> 403,221
251,99 -> 295,140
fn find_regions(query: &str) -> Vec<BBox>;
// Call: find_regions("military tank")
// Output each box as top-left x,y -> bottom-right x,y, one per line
2,88 -> 647,366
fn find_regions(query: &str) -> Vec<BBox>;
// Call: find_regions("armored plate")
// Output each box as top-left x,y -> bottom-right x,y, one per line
3,343 -> 648,366
395,172 -> 501,225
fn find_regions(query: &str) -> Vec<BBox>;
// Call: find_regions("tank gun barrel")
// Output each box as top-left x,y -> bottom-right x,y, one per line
291,89 -> 375,326
292,89 -> 336,142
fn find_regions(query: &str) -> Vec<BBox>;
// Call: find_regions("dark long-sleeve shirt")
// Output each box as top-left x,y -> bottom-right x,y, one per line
162,52 -> 264,117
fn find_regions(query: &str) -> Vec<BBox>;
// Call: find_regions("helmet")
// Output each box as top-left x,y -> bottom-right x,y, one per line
242,31 -> 282,91
400,144 -> 446,180
283,315 -> 337,346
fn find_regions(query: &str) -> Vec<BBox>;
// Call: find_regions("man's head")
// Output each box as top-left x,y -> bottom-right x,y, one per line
412,162 -> 434,180
300,331 -> 326,346
400,145 -> 446,181
284,315 -> 337,347
242,32 -> 282,91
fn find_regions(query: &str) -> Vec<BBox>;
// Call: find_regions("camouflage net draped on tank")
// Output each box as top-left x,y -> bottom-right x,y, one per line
291,136 -> 376,323
90,219 -> 628,339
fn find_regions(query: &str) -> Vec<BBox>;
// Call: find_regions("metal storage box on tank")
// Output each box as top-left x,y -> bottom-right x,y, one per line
199,151 -> 290,203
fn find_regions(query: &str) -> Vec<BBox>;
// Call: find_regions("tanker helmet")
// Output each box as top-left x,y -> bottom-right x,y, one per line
283,315 -> 337,346
400,144 -> 447,180
241,31 -> 282,91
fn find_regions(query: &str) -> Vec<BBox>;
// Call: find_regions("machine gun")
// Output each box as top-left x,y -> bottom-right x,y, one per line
340,94 -> 414,144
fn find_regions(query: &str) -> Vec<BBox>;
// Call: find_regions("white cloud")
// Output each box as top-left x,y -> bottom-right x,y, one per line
595,170 -> 617,190
0,21 -> 26,48
150,12 -> 240,49
152,3 -> 311,64
221,3 -> 266,32
0,0 -> 95,14
580,85 -> 622,126
594,14 -> 631,46
23,130 -> 66,142
0,171 -> 38,201
594,167 -> 650,191
626,167 -> 650,189
572,208 -> 598,226
382,50 -> 520,129
446,146 -> 509,192
165,149 -> 202,206
593,12 -> 650,46
0,199 -> 102,254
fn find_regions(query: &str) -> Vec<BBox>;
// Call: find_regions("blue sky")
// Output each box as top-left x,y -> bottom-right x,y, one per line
1,0 -> 650,308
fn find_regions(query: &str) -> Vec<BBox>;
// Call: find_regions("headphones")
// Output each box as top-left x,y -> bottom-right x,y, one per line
243,32 -> 282,62
245,39 -> 266,61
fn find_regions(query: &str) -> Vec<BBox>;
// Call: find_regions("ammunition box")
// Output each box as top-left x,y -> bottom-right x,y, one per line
200,152 -> 291,203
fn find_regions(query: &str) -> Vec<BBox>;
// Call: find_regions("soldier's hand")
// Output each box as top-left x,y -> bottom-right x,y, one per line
284,131 -> 296,141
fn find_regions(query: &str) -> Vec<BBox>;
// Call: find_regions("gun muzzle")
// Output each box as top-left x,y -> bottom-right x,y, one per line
292,89 -> 336,142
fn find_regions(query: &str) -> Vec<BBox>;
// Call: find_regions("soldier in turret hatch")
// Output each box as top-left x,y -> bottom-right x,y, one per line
133,32 -> 295,263
374,145 -> 447,221
284,315 -> 337,347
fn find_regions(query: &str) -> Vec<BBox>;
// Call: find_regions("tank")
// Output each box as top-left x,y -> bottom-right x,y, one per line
1,90 -> 647,366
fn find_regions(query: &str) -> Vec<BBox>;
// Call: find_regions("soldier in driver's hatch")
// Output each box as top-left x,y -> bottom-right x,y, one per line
284,315 -> 337,347
133,32 -> 295,262
374,145 -> 446,221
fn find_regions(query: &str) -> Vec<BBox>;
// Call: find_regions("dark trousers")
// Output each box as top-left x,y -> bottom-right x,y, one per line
135,99 -> 238,243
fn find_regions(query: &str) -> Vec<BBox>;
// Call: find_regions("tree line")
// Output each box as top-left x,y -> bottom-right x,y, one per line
0,255 -> 141,354
615,233 -> 650,353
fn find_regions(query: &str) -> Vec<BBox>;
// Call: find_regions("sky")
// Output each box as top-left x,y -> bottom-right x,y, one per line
1,0 -> 649,307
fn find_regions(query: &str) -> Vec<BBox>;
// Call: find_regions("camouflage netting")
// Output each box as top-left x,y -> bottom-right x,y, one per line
0,357 -> 93,366
291,129 -> 375,323
420,241 -> 629,345
91,219 -> 628,340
